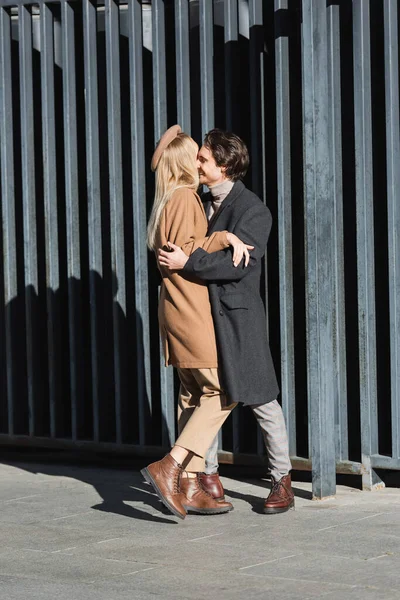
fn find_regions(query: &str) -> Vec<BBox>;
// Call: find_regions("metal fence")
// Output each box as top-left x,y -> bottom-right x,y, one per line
0,0 -> 399,499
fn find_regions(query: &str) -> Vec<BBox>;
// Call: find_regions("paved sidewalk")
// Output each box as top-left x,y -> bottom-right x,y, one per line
0,461 -> 399,600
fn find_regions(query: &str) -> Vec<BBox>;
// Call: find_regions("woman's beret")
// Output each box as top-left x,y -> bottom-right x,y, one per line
151,124 -> 182,171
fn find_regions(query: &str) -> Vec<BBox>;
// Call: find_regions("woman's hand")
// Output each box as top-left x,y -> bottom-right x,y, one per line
226,233 -> 254,267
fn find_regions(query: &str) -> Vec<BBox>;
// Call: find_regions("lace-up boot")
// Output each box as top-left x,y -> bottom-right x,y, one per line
180,474 -> 233,514
263,474 -> 295,514
199,472 -> 226,502
141,454 -> 186,519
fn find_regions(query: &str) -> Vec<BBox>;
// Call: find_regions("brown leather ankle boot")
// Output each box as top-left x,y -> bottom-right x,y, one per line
141,454 -> 186,520
263,474 -> 295,514
180,474 -> 233,514
199,472 -> 226,502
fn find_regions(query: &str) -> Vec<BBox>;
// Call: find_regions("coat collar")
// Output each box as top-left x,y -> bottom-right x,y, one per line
204,180 -> 245,232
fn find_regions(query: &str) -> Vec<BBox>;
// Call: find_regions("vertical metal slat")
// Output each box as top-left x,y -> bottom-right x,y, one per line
327,3 -> 348,461
275,0 -> 296,457
83,0 -> 102,443
199,0 -> 214,137
0,7 -> 17,434
383,0 -> 400,461
19,5 -> 38,436
302,0 -> 336,499
152,0 -> 167,142
352,0 -> 381,490
224,0 -> 240,457
249,0 -> 268,457
105,0 -> 126,445
175,0 -> 191,133
224,0 -> 238,131
151,0 -> 175,442
62,0 -> 83,441
40,3 -> 60,438
128,0 -> 153,445
249,0 -> 265,200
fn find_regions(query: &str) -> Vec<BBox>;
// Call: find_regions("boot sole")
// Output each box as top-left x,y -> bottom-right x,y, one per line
183,505 -> 233,515
263,500 -> 295,515
140,467 -> 186,520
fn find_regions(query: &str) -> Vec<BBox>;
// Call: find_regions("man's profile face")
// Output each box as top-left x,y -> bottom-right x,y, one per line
197,145 -> 227,187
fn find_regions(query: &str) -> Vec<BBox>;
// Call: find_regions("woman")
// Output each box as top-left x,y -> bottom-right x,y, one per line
141,125 -> 252,519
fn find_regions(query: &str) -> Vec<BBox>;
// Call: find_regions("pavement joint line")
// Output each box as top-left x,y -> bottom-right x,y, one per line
102,566 -> 159,578
43,511 -> 93,522
102,558 -> 157,565
316,512 -> 385,531
366,554 -> 390,561
2,494 -> 42,503
238,572 -> 358,588
189,533 -> 224,542
96,537 -> 123,544
239,554 -> 300,570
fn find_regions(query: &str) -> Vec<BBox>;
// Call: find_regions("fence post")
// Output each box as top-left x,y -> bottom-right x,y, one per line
352,0 -> 384,491
302,0 -> 336,499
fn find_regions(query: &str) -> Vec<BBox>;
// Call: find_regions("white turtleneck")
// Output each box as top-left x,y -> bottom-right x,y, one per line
207,180 -> 234,221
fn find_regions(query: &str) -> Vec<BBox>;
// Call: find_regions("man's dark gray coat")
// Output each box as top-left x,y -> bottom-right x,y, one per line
183,180 -> 279,406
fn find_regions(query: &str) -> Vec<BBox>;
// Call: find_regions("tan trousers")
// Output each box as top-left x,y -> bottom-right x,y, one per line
175,367 -> 237,472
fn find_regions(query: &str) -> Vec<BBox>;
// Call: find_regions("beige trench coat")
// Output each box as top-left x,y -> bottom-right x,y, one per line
155,187 -> 229,368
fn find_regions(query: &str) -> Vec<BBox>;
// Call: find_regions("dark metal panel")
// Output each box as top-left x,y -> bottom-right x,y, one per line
0,7 -> 18,434
40,3 -> 60,438
19,5 -> 38,436
302,0 -> 336,499
352,0 -> 381,490
83,0 -> 102,442
175,0 -> 191,133
327,3 -> 348,461
128,0 -> 153,445
105,0 -> 126,445
199,0 -> 214,137
274,0 -> 296,457
383,0 -> 400,462
61,0 -> 83,441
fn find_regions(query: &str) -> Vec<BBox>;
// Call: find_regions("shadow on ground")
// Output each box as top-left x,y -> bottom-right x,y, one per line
1,459 -> 177,525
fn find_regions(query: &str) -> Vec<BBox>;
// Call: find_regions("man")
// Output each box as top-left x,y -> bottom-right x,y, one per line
158,129 -> 294,514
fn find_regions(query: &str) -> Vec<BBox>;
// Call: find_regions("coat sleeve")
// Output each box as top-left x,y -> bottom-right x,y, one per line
183,202 -> 272,282
164,188 -> 229,256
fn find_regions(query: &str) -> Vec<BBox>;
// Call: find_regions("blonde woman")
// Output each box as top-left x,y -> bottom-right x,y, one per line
141,125 -> 253,519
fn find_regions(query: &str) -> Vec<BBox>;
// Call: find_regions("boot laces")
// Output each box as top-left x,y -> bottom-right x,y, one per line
197,473 -> 213,498
271,478 -> 289,499
173,469 -> 182,494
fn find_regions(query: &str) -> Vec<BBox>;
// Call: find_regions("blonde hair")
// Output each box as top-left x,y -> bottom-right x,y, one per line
147,133 -> 199,250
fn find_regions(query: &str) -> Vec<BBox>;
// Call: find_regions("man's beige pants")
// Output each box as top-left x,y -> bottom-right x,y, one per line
174,367 -> 237,472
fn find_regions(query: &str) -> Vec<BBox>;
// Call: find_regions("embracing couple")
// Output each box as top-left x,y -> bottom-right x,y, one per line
141,126 -> 294,520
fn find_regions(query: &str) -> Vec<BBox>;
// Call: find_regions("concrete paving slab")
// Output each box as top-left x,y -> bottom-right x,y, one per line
0,460 -> 399,600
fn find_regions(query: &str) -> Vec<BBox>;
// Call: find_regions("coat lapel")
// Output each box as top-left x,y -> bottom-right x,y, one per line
206,180 -> 245,233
